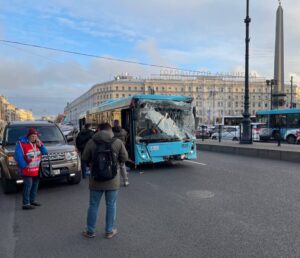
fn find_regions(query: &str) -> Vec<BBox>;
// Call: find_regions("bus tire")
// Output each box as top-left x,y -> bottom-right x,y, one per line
287,135 -> 296,144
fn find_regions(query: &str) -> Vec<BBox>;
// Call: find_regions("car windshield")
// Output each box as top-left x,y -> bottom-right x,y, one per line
135,99 -> 195,143
5,125 -> 66,145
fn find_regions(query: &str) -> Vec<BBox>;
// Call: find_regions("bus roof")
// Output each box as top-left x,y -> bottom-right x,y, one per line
256,108 -> 300,115
88,94 -> 193,115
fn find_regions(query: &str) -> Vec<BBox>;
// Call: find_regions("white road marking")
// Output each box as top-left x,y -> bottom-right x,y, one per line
184,160 -> 207,166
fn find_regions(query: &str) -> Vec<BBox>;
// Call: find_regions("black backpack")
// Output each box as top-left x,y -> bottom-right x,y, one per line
91,139 -> 118,181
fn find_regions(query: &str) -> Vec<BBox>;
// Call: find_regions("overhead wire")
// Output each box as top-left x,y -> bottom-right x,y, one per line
0,39 -> 300,86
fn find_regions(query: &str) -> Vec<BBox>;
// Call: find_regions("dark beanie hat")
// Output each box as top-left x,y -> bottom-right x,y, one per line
27,128 -> 38,136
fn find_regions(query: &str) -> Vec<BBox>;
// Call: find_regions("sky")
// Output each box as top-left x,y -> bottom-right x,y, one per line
1,0 -> 300,117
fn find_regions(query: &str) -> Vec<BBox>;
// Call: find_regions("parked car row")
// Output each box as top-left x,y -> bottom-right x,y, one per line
203,123 -> 300,144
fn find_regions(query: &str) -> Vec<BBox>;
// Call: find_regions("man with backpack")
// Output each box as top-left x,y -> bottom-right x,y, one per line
81,123 -> 128,239
75,123 -> 94,178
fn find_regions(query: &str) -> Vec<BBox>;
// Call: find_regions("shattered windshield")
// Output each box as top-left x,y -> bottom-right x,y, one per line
135,99 -> 195,143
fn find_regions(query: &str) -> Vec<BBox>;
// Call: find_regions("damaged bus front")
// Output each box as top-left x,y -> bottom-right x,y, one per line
133,96 -> 197,164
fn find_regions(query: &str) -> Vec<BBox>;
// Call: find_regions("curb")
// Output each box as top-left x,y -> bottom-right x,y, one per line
196,143 -> 300,163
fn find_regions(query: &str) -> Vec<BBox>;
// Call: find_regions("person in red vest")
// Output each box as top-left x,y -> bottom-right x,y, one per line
14,128 -> 48,210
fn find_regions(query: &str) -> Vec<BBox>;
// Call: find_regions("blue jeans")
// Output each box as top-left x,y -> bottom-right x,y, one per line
23,176 -> 40,205
86,190 -> 118,233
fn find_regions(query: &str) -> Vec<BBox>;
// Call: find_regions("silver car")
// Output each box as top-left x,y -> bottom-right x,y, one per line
211,126 -> 240,141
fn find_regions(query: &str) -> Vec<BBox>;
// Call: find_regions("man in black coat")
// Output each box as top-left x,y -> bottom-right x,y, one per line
76,123 -> 94,178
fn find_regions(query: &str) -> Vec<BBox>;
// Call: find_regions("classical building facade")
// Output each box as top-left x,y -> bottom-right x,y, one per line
0,95 -> 33,122
64,75 -> 300,127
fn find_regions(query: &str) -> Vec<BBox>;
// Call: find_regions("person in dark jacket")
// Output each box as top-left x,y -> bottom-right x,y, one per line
75,123 -> 94,178
82,123 -> 128,239
112,120 -> 129,186
14,128 -> 48,210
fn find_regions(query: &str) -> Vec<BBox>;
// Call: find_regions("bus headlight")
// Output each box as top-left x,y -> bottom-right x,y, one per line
65,151 -> 78,160
137,145 -> 151,161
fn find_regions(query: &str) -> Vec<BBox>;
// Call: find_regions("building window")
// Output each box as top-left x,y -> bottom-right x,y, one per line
116,86 -> 119,91
116,94 -> 119,98
128,87 -> 131,91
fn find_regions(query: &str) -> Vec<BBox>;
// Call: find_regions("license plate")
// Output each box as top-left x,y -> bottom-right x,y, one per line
53,169 -> 60,175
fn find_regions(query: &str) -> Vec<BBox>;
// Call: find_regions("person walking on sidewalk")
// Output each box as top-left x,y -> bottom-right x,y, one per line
75,123 -> 94,178
14,128 -> 48,210
82,123 -> 128,239
112,119 -> 129,186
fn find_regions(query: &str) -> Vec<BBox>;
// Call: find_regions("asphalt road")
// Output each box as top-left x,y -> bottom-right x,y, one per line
1,151 -> 300,258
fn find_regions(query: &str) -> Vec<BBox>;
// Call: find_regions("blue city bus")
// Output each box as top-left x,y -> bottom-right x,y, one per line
256,108 -> 300,144
79,94 -> 197,165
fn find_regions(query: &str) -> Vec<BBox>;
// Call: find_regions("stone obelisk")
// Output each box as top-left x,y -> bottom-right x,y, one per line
273,1 -> 285,108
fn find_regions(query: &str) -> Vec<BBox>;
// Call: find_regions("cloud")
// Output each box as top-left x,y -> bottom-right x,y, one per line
1,0 -> 300,117
0,53 -> 158,116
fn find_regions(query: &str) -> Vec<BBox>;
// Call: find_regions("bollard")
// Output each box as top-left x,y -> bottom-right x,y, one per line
218,125 -> 222,142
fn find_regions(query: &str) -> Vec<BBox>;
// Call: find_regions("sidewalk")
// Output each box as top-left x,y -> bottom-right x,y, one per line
196,139 -> 300,163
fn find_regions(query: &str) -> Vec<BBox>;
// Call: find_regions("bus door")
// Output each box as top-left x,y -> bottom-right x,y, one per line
121,109 -> 135,163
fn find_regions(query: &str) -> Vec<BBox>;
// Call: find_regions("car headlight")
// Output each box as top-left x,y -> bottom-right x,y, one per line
7,155 -> 17,166
65,151 -> 78,160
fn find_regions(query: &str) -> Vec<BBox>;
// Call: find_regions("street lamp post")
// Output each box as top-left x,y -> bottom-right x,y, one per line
240,0 -> 252,144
